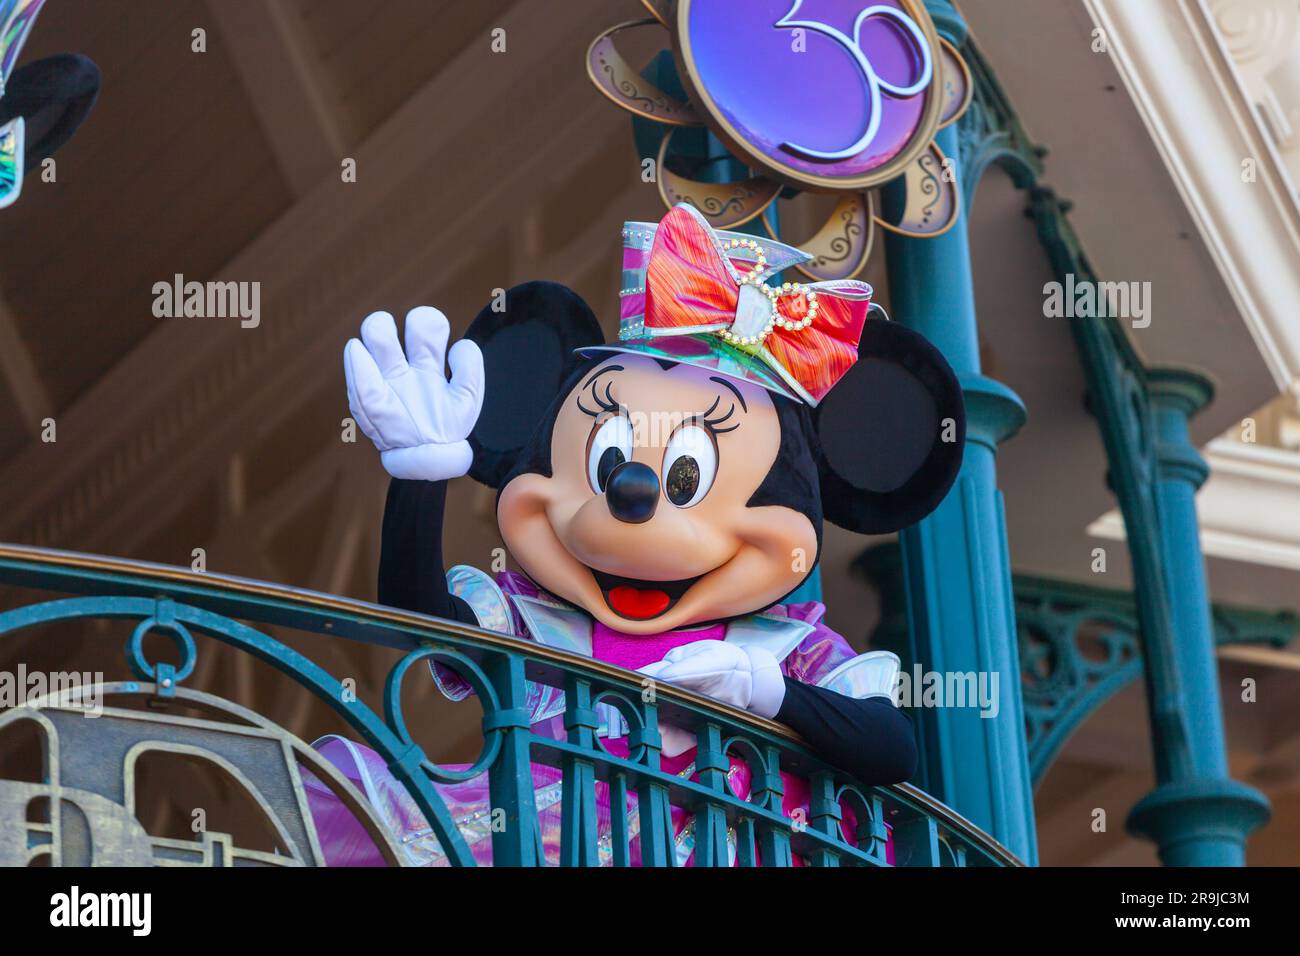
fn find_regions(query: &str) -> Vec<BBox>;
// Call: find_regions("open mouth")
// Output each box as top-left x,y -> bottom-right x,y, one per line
589,568 -> 703,620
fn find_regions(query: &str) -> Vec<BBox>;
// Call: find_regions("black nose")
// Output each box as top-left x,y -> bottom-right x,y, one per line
604,460 -> 659,523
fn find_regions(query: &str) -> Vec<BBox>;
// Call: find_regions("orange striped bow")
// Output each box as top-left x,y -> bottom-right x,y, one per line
640,204 -> 873,406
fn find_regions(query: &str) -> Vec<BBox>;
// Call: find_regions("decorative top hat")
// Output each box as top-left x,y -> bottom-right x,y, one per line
583,203 -> 881,406
0,0 -> 100,209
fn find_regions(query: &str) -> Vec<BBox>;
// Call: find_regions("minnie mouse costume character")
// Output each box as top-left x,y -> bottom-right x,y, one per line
307,203 -> 966,865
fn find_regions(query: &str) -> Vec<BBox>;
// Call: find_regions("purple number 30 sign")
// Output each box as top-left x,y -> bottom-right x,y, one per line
674,0 -> 945,191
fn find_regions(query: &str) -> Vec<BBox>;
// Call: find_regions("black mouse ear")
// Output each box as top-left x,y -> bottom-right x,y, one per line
465,281 -> 604,488
812,319 -> 966,534
0,54 -> 101,170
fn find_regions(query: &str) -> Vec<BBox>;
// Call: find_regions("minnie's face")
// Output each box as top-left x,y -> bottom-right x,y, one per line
498,353 -> 817,633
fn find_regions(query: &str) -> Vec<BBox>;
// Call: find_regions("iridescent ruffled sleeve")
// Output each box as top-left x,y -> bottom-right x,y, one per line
779,601 -> 900,702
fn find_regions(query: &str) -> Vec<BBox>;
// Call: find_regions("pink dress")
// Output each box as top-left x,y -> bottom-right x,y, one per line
303,569 -> 895,866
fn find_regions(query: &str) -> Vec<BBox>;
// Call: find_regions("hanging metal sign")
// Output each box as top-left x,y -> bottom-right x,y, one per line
587,0 -> 973,280
674,0 -> 945,191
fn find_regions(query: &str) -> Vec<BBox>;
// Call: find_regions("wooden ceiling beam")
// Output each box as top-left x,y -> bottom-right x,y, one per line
0,0 -> 624,554
205,0 -> 348,197
0,292 -> 54,438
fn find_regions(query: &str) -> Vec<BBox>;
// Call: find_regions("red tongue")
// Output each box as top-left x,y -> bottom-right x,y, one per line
607,585 -> 670,619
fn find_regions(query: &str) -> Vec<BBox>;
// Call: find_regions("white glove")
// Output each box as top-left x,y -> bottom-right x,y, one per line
344,307 -> 485,481
638,640 -> 786,719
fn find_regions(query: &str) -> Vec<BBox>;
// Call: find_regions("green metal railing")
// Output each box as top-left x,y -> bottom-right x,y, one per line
0,545 -> 1020,867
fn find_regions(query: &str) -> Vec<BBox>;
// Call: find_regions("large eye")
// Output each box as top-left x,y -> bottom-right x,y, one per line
662,424 -> 717,507
587,414 -> 634,493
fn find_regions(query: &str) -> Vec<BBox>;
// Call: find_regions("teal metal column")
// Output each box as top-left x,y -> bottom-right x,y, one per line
879,0 -> 1037,864
1126,369 -> 1270,865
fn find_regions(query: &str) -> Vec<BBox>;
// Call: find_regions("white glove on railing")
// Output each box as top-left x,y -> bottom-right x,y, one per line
639,640 -> 786,719
343,307 -> 485,481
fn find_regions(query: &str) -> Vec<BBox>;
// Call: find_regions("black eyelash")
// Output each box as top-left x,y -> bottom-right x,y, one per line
702,399 -> 739,435
577,377 -> 622,418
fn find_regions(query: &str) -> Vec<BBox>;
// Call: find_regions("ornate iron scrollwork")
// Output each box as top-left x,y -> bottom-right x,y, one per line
0,546 -> 1022,868
857,543 -> 1297,787
1015,576 -> 1297,785
954,41 -> 1043,207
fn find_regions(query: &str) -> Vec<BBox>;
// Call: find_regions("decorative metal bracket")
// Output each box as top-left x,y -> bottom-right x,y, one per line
855,543 -> 1299,787
1015,576 -> 1298,784
954,40 -> 1043,209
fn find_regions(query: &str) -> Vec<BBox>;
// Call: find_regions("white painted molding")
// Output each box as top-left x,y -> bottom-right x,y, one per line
1082,0 -> 1300,390
1206,0 -> 1300,198
1089,438 -> 1300,570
